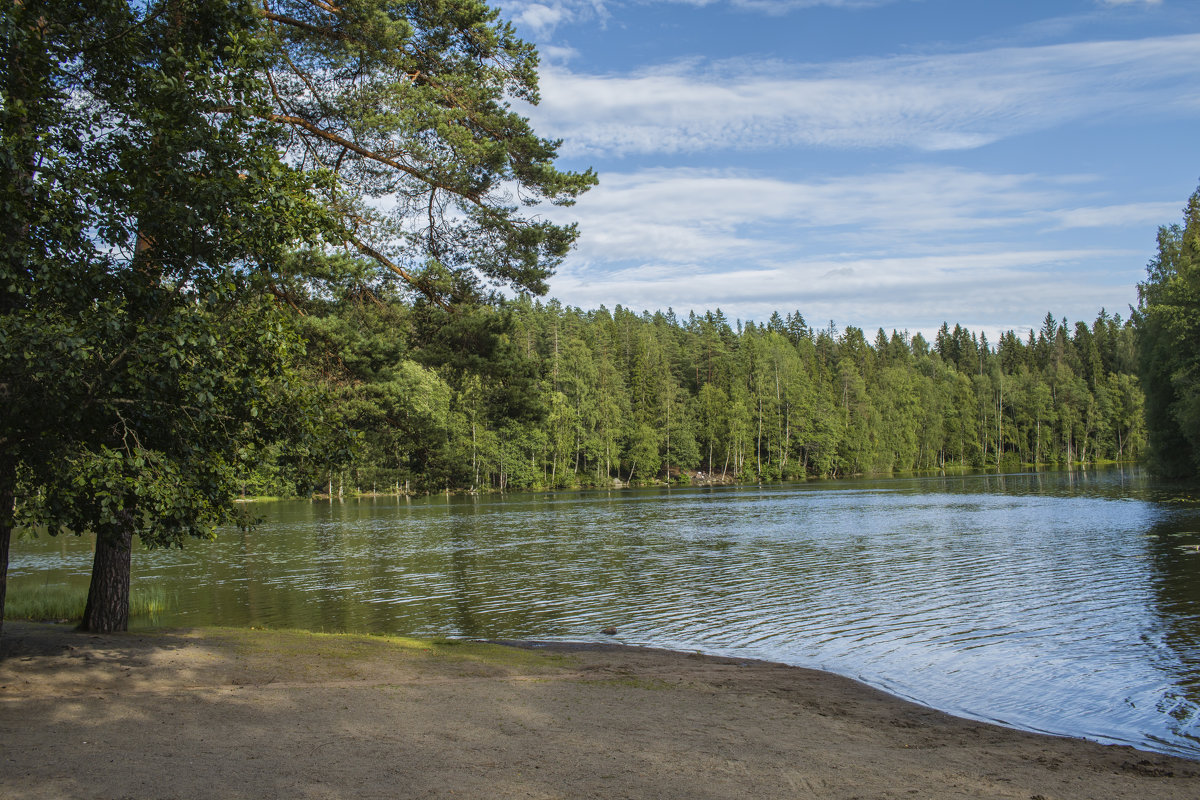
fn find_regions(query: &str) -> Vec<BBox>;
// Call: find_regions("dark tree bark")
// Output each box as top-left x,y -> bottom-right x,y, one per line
80,519 -> 133,633
0,458 -> 13,638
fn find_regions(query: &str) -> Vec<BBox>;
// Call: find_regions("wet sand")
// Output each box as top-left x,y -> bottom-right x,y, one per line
1,621 -> 1197,799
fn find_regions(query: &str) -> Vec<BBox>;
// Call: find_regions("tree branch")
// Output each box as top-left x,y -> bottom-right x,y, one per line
262,11 -> 347,40
345,233 -> 449,311
261,113 -> 479,204
302,0 -> 343,16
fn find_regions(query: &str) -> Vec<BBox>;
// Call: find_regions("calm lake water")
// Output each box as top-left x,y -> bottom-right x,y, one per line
10,467 -> 1200,759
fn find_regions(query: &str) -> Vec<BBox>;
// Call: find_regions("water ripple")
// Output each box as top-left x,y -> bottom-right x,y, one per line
10,467 -> 1200,758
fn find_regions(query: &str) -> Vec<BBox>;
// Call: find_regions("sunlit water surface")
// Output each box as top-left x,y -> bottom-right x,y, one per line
11,468 -> 1200,758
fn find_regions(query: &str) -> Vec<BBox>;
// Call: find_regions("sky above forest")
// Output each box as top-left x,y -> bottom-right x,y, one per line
498,0 -> 1200,339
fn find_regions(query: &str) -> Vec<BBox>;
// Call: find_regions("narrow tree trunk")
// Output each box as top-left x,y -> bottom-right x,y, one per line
665,398 -> 670,482
782,402 -> 789,474
997,382 -> 1003,464
80,521 -> 134,633
756,397 -> 763,477
573,424 -> 580,475
0,523 -> 9,639
0,457 -> 14,638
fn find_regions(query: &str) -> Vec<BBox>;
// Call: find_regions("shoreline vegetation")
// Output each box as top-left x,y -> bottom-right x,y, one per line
2,622 -> 1198,800
2,584 -> 170,625
255,302 -> 1148,502
252,458 -> 1141,502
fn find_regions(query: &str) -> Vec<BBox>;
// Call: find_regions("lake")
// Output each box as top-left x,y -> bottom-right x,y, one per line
9,467 -> 1200,759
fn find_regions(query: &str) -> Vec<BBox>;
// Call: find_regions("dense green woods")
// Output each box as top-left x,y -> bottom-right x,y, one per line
269,284 -> 1146,496
1136,187 -> 1200,478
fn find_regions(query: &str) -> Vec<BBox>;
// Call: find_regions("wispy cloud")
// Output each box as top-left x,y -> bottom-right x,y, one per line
662,0 -> 897,10
550,166 -> 1147,263
504,0 -> 899,34
541,165 -> 1160,334
501,0 -> 618,37
506,0 -> 903,30
1048,202 -> 1181,230
539,44 -> 581,64
552,248 -> 1139,338
510,2 -> 575,36
529,34 -> 1200,155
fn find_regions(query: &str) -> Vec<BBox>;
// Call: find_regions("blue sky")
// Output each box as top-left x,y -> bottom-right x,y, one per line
497,0 -> 1200,339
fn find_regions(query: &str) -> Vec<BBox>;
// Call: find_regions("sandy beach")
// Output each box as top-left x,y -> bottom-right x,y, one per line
1,621 -> 1197,799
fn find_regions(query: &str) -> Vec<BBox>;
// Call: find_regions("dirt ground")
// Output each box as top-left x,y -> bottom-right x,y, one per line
1,621 -> 1198,800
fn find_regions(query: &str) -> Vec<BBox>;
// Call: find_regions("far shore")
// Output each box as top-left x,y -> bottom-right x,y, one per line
241,461 -> 1139,503
1,622 -> 1197,799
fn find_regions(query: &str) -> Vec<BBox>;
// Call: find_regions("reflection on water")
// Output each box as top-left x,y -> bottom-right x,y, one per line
10,466 -> 1200,759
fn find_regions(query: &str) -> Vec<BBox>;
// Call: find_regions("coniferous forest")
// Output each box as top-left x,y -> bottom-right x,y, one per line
261,279 -> 1147,497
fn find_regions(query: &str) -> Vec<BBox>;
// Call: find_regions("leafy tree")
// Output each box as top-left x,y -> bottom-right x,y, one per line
253,0 -> 596,306
1136,186 -> 1200,477
1,0 -> 590,632
1,0 -> 341,632
624,423 -> 661,484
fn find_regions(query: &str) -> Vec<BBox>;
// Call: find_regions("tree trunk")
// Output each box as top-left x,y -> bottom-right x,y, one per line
665,397 -> 670,482
80,521 -> 133,633
0,521 -> 9,640
0,457 -> 14,638
756,396 -> 763,477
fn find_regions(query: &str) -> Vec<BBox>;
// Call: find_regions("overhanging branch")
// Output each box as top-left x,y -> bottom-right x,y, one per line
345,233 -> 449,310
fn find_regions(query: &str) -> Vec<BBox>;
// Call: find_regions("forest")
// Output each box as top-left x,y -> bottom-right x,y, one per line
2,0 -> 1195,636
266,282 -> 1147,497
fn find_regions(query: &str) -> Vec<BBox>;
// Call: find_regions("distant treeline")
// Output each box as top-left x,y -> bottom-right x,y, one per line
246,285 -> 1145,496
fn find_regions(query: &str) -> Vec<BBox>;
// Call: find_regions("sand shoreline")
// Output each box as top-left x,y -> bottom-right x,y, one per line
2,621 -> 1198,799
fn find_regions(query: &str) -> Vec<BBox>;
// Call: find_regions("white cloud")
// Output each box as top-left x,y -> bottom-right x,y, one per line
549,165 -> 1145,263
506,0 -> 896,29
667,0 -> 893,9
1049,202 -> 1181,230
540,165 -> 1160,335
516,3 -> 571,35
501,0 -> 614,37
551,247 -> 1139,340
528,34 -> 1200,155
540,44 -> 581,64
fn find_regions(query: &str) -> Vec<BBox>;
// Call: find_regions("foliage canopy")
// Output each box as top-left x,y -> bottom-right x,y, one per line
0,0 -> 591,632
1136,185 -> 1200,478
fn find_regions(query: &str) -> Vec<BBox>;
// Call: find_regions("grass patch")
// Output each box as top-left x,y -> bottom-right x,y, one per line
3,584 -> 173,622
204,626 -> 572,671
